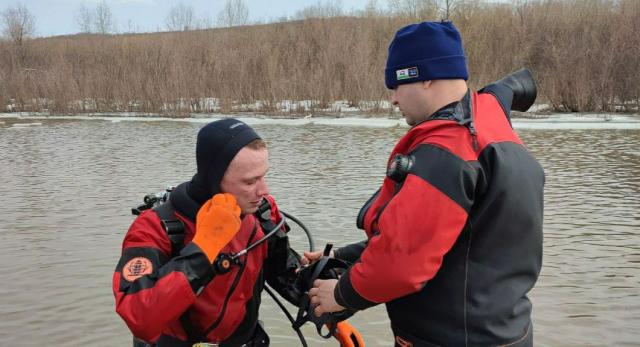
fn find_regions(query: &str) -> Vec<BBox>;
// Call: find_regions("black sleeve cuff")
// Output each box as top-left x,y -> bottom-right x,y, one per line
168,242 -> 215,294
335,270 -> 377,311
334,240 -> 368,264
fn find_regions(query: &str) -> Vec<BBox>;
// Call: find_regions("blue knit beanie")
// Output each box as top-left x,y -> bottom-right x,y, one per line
385,21 -> 468,89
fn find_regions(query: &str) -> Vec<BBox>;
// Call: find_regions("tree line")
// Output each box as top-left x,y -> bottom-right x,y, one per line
0,0 -> 638,115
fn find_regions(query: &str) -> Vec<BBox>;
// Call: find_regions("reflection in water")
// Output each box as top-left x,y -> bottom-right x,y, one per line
0,119 -> 638,346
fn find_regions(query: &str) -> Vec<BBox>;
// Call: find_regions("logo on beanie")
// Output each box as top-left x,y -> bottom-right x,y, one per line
229,122 -> 244,129
396,67 -> 419,81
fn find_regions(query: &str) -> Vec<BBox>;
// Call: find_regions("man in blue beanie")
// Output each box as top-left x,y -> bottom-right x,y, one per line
308,21 -> 544,346
114,119 -> 304,346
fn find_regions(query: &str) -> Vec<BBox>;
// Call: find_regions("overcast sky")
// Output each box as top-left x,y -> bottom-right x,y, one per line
0,0 -> 374,37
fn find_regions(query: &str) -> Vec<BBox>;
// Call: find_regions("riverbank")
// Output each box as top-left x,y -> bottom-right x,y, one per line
2,2 -> 639,116
2,111 -> 640,130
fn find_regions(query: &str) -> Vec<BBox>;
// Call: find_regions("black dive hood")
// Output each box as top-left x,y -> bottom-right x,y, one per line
187,118 -> 261,205
489,67 -> 537,112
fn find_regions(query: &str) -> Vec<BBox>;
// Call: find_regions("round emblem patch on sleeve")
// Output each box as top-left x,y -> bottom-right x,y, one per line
122,257 -> 153,282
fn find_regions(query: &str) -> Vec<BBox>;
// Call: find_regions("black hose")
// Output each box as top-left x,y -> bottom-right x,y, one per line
264,285 -> 308,347
265,210 -> 316,346
231,214 -> 286,260
281,210 -> 315,252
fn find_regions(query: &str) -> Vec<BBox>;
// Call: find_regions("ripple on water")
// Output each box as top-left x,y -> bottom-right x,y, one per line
0,120 -> 638,345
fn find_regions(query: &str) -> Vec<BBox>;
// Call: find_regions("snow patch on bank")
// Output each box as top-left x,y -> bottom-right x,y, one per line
512,114 -> 640,129
1,112 -> 639,129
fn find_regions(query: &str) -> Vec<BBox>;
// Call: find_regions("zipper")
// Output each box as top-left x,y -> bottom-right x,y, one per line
204,219 -> 258,336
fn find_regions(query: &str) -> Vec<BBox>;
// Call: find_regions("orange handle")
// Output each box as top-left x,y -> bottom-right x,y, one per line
332,321 -> 365,347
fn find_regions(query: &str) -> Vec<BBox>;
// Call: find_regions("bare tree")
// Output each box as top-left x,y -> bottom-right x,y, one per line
1,3 -> 35,46
125,19 -> 138,34
166,3 -> 195,31
387,0 -> 438,19
295,0 -> 344,19
363,0 -> 380,17
75,4 -> 93,33
218,0 -> 249,27
199,16 -> 214,29
438,0 -> 466,20
94,1 -> 114,34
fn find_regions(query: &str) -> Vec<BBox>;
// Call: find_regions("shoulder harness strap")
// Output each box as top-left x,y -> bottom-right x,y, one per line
255,199 -> 277,231
153,201 -> 186,258
153,202 -> 205,343
256,198 -> 289,237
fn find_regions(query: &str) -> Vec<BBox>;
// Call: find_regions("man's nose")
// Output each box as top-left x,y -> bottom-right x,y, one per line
257,178 -> 269,196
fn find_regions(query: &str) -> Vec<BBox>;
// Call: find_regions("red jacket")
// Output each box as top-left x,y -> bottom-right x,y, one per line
113,189 -> 295,345
336,89 -> 544,346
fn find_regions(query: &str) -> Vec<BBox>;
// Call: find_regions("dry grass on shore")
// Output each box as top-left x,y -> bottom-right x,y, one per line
0,0 -> 638,116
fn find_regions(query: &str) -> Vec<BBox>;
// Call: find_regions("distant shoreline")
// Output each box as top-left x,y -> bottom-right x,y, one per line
2,111 -> 640,130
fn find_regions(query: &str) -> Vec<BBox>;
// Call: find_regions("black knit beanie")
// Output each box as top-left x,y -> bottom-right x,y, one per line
186,118 -> 261,204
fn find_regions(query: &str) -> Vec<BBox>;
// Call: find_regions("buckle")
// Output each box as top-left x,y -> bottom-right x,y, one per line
161,219 -> 184,235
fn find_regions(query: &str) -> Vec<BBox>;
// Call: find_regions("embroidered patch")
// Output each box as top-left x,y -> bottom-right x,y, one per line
123,257 -> 153,282
396,66 -> 419,81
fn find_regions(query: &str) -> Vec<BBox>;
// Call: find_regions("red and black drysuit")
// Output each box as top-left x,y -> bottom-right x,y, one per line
113,183 -> 301,346
334,86 -> 545,346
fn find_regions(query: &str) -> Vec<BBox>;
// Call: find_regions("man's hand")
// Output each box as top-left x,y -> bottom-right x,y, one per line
308,279 -> 345,316
192,193 -> 241,262
301,249 -> 334,266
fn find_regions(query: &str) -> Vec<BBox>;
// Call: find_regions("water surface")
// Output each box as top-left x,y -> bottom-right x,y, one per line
0,117 -> 638,346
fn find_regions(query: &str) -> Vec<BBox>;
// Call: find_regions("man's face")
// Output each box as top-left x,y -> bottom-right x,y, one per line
391,81 -> 431,126
220,147 -> 270,215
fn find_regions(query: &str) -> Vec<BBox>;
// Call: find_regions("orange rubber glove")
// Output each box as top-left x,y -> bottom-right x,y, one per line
192,193 -> 241,262
332,321 -> 365,347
